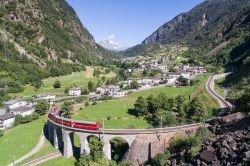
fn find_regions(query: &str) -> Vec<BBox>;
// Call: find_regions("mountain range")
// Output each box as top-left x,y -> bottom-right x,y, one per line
0,0 -> 116,93
123,0 -> 250,62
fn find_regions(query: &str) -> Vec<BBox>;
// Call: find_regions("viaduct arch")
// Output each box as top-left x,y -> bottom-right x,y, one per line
47,117 -> 202,160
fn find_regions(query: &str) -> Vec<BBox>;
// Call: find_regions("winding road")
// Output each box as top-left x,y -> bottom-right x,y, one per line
205,73 -> 233,109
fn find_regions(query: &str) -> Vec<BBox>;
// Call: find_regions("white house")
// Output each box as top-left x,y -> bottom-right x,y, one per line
181,72 -> 192,79
10,106 -> 35,117
69,87 -> 81,96
142,77 -> 161,85
5,100 -> 27,110
112,90 -> 125,98
0,113 -> 15,129
166,77 -> 178,86
126,77 -> 163,86
158,64 -> 168,72
125,78 -> 143,85
96,86 -> 106,94
96,85 -> 125,97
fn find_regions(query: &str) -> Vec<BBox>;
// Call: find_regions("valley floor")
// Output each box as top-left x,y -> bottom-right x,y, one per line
1,73 -> 218,166
71,73 -> 218,129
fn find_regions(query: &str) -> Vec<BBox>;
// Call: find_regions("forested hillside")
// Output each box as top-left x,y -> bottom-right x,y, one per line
124,0 -> 250,62
0,0 -> 116,99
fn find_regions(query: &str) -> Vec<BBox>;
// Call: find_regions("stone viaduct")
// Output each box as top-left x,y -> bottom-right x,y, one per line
47,118 -> 202,164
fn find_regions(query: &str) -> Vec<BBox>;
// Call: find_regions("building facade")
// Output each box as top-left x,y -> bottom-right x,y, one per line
10,106 -> 35,117
0,113 -> 15,129
69,87 -> 81,96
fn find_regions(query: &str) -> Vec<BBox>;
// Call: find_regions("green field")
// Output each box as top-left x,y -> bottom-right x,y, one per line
215,79 -> 226,98
72,73 -> 218,129
17,139 -> 57,166
38,157 -> 76,166
3,73 -> 219,166
72,86 -> 193,129
10,67 -> 115,97
191,74 -> 218,113
0,117 -> 46,166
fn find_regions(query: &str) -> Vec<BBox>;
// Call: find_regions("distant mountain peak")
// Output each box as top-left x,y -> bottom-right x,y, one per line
98,35 -> 130,51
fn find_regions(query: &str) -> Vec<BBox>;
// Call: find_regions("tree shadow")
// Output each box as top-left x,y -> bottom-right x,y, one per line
127,108 -> 137,116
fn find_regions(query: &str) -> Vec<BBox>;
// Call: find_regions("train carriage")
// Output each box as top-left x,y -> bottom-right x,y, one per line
48,107 -> 100,131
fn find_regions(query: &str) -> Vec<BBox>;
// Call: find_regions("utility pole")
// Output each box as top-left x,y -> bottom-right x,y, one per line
160,116 -> 163,129
61,112 -> 66,132
102,119 -> 105,138
13,155 -> 15,166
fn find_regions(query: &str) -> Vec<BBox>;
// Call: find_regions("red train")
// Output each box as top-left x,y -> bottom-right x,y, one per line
48,107 -> 100,131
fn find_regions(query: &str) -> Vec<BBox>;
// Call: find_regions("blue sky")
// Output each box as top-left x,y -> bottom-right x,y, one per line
67,0 -> 203,46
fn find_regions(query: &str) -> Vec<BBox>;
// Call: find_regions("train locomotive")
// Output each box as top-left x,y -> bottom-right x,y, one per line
48,107 -> 100,130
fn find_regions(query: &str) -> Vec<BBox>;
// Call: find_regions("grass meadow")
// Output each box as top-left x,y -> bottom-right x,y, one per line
0,117 -> 46,166
10,67 -> 115,97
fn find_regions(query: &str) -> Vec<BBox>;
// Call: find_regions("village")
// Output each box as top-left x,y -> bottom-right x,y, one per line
0,55 -> 207,130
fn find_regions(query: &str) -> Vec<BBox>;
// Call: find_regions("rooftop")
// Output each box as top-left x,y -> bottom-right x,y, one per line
0,113 -> 15,121
100,85 -> 120,90
5,99 -> 21,105
36,94 -> 57,97
69,87 -> 81,91
10,106 -> 34,113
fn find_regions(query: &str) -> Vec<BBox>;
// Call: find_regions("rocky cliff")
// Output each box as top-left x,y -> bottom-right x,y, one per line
142,0 -> 250,50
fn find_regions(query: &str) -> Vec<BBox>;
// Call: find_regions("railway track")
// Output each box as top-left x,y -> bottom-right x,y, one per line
21,152 -> 61,166
48,117 -> 203,134
205,74 -> 232,112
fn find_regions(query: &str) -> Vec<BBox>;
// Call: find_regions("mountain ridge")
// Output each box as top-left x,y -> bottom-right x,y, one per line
0,0 -> 116,94
123,0 -> 250,63
142,0 -> 250,48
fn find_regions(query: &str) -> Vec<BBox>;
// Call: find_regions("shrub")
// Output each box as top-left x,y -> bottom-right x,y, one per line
0,130 -> 4,137
195,127 -> 211,140
92,101 -> 97,105
14,112 -> 39,126
85,102 -> 89,107
81,88 -> 89,95
169,135 -> 192,154
120,160 -> 134,166
245,133 -> 250,141
53,80 -> 61,89
35,100 -> 48,115
152,151 -> 170,166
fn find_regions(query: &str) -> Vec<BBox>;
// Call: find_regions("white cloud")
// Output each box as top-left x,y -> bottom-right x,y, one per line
98,34 -> 130,51
107,34 -> 115,40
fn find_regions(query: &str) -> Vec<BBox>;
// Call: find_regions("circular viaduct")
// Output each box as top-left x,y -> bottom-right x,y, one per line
47,117 -> 202,161
47,74 -> 232,164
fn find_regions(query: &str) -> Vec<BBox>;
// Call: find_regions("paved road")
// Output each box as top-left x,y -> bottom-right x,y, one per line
205,73 -> 232,109
7,133 -> 45,166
